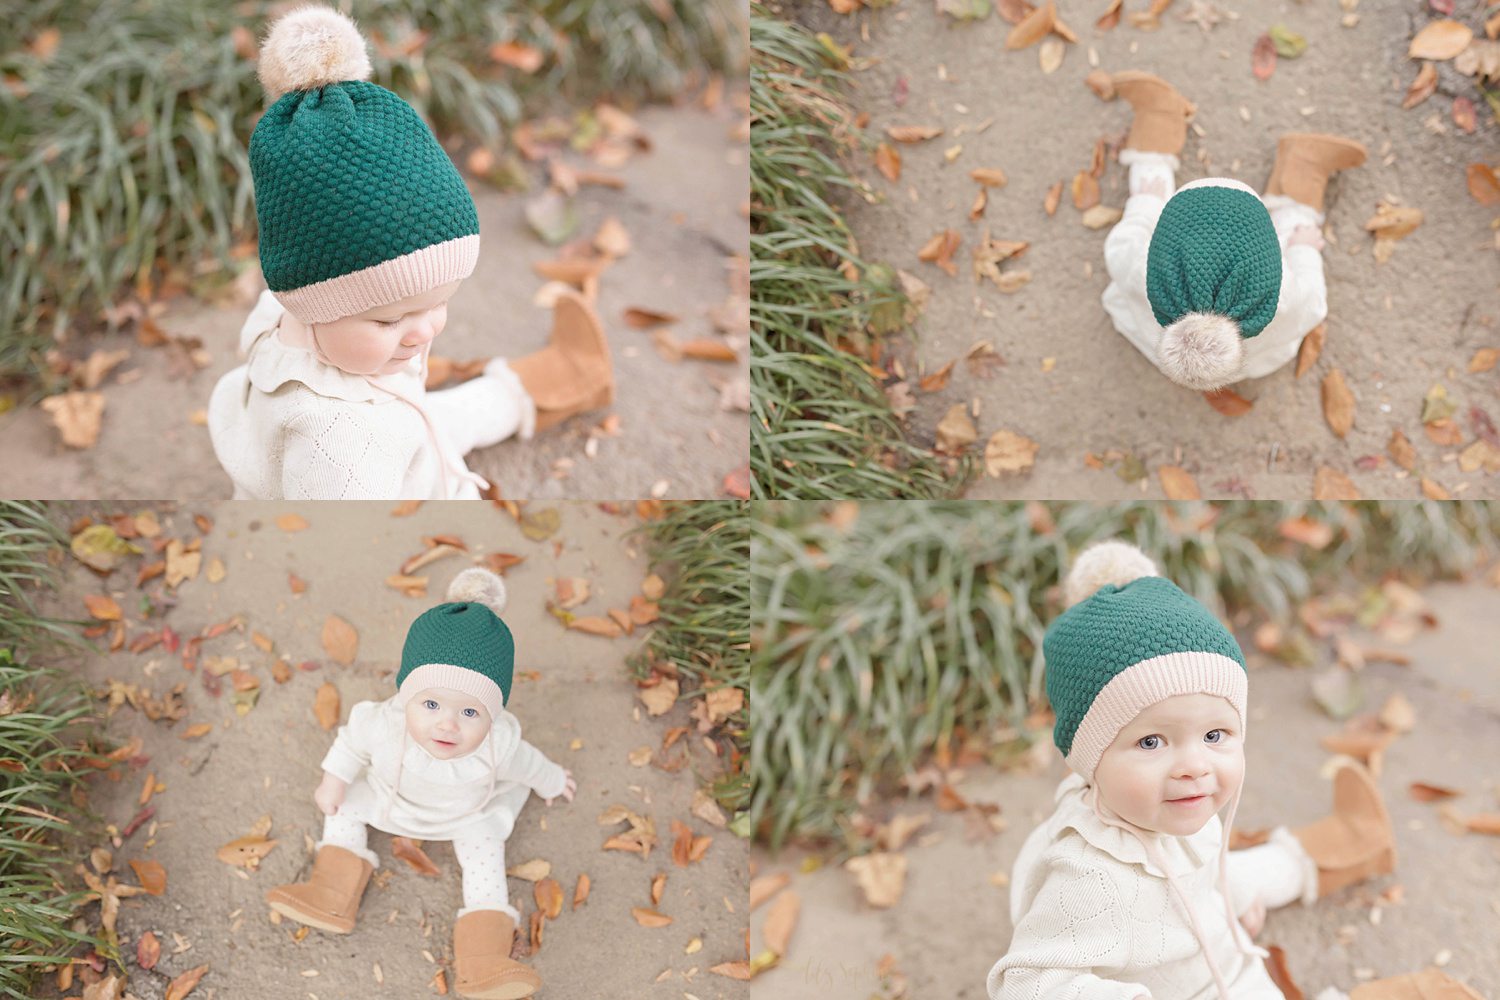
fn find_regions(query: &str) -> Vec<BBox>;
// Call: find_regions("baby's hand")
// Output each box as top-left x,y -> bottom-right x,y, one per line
314,772 -> 346,816
1239,895 -> 1267,938
545,769 -> 577,806
1289,224 -> 1325,251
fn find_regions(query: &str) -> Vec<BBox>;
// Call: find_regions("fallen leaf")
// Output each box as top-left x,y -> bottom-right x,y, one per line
935,404 -> 978,454
762,889 -> 800,956
649,872 -> 665,906
569,615 -> 623,637
1453,96 -> 1478,133
275,513 -> 308,533
84,595 -> 122,621
1097,0 -> 1123,30
1084,69 -> 1115,99
918,229 -> 962,277
1158,465 -> 1201,500
969,167 -> 1008,187
573,873 -> 590,909
180,723 -> 212,740
314,683 -> 340,730
886,124 -> 943,143
1079,205 -> 1123,229
1252,33 -> 1277,80
875,142 -> 901,182
691,787 -> 728,828
632,907 -> 674,927
1322,369 -> 1355,438
1204,388 -> 1253,416
1421,477 -> 1450,500
1465,814 -> 1500,835
1378,692 -> 1417,733
506,859 -> 552,881
392,837 -> 442,876
490,40 -> 544,71
321,616 -> 358,665
137,930 -> 161,970
1269,23 -> 1306,57
1311,666 -> 1364,720
1467,164 -> 1500,205
1314,466 -> 1359,501
524,189 -> 578,245
1469,347 -> 1500,373
163,539 -> 201,589
1265,945 -> 1304,1000
1425,418 -> 1463,447
164,964 -> 210,1000
1278,517 -> 1334,549
40,391 -> 105,448
1408,782 -> 1462,802
1039,36 -> 1065,73
1044,181 -> 1063,215
680,338 -> 739,362
710,962 -> 752,980
593,216 -> 630,258
215,835 -> 276,868
639,676 -> 679,716
985,430 -> 1039,476
71,524 -> 142,573
129,859 -> 166,895
1071,171 -> 1100,210
1291,324 -> 1326,379
750,873 -> 790,910
1403,62 -> 1438,109
1005,0 -> 1055,49
205,557 -> 225,584
1388,429 -> 1417,471
844,852 -> 907,908
1409,19 -> 1474,60
518,507 -> 560,541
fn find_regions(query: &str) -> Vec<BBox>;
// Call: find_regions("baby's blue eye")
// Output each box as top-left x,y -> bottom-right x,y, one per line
1205,729 -> 1224,743
463,708 -> 477,717
424,700 -> 438,709
1137,735 -> 1161,750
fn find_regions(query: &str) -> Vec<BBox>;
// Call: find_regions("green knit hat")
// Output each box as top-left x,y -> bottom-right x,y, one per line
250,6 -> 479,324
1044,541 -> 1247,781
397,569 -> 514,720
1145,179 -> 1282,391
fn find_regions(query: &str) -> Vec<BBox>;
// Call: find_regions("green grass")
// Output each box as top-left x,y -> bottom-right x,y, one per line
0,502 -> 115,1000
0,0 -> 745,387
631,502 -> 749,823
749,500 -> 1500,853
750,6 -> 969,498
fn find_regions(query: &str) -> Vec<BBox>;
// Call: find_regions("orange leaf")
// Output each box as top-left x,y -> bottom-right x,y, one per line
1466,164 -> 1500,206
1408,782 -> 1462,802
650,872 -> 666,906
1070,170 -> 1099,211
569,615 -> 623,637
84,595 -> 122,621
573,873 -> 591,910
689,835 -> 712,862
215,835 -> 277,868
390,500 -> 423,516
1421,476 -> 1450,500
1321,369 -> 1354,438
1277,517 -> 1334,549
622,307 -> 679,329
1424,418 -> 1463,446
1468,347 -> 1500,373
1204,388 -> 1253,416
1295,322 -> 1326,378
321,615 -> 358,665
314,683 -> 340,731
671,819 -> 694,867
1388,429 -> 1417,471
763,890 -> 800,956
288,573 -> 307,594
1043,180 -> 1063,216
274,513 -> 308,533
1264,945 -> 1304,1000
680,339 -> 739,362
875,142 -> 901,182
1464,813 -> 1500,834
1158,465 -> 1201,500
534,876 -> 563,918
885,124 -> 943,143
180,723 -> 212,740
918,359 -> 956,392
1313,466 -> 1359,501
129,859 -> 166,896
628,595 -> 659,625
489,41 -> 543,72
969,167 -> 1009,187
137,930 -> 161,970
1453,96 -> 1477,134
1096,0 -> 1122,30
1252,33 -> 1276,81
710,961 -> 753,980
632,907 -> 674,927
969,187 -> 988,222
164,964 -> 210,1000
1403,62 -> 1437,110
1408,19 -> 1474,59
1005,0 -> 1055,48
392,837 -> 442,876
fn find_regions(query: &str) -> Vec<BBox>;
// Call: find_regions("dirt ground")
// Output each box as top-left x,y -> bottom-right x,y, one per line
35,501 -> 747,1000
749,579 -> 1500,999
788,0 -> 1500,500
0,100 -> 749,502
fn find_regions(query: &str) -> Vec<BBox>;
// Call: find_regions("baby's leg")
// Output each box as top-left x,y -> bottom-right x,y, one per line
423,359 -> 537,455
1226,827 -> 1318,911
317,810 -> 380,868
452,826 -> 519,921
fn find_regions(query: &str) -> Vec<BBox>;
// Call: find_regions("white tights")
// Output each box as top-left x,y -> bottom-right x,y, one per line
1226,825 -> 1320,912
319,810 -> 519,920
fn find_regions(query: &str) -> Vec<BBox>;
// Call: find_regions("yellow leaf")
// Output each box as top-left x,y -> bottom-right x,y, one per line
632,907 -> 674,927
314,683 -> 340,731
1158,465 -> 1201,501
321,616 -> 358,665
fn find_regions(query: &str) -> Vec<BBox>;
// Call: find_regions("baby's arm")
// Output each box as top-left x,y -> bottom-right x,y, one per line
501,737 -> 573,804
1278,240 -> 1329,335
987,856 -> 1149,1000
316,700 -> 381,815
282,397 -> 419,500
422,360 -> 534,455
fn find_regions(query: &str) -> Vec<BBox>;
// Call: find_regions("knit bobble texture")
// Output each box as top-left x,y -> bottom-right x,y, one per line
257,5 -> 372,103
1063,542 -> 1159,609
447,568 -> 508,615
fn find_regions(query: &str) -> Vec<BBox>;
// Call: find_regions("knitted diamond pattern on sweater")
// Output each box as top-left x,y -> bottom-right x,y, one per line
1044,577 -> 1246,759
1145,186 -> 1282,338
251,81 -> 479,292
401,603 -> 515,705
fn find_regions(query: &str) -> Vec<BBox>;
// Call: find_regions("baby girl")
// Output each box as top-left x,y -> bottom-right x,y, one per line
208,5 -> 612,499
266,568 -> 574,1000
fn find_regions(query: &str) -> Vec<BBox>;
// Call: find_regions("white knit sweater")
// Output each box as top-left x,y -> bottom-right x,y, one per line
988,773 -> 1283,1000
1102,158 -> 1328,383
207,290 -> 534,500
321,696 -> 568,842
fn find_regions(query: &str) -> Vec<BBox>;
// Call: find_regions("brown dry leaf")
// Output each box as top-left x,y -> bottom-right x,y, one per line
681,338 -> 739,363
180,722 -> 212,740
287,572 -> 307,595
163,539 -> 201,589
274,513 -> 308,533
1467,164 -> 1500,205
969,167 -> 1009,187
1322,369 -> 1355,438
875,142 -> 901,183
1379,692 -> 1417,733
969,187 -> 988,221
593,216 -> 631,258
1071,170 -> 1100,211
1097,0 -> 1123,30
1158,465 -> 1201,500
639,675 -> 679,716
321,615 -> 358,665
1409,781 -> 1462,803
622,307 -> 679,329
1403,62 -> 1438,110
641,573 -> 665,600
1295,322 -> 1326,377
1080,205 -> 1123,229
751,873 -> 790,911
632,907 -> 674,927
1459,438 -> 1500,474
985,430 -> 1038,477
1468,347 -> 1500,373
1364,201 -> 1424,242
1454,96 -> 1478,133
137,930 -> 161,970
391,837 -> 442,876
573,873 -> 590,909
844,852 -> 907,908
1044,180 -> 1064,216
710,962 -> 753,980
215,835 -> 276,868
919,359 -> 956,393
164,964 -> 210,1000
1425,418 -> 1463,446
129,859 -> 166,896
1466,814 -> 1500,835
85,595 -> 122,621
1204,388 -> 1253,416
1409,19 -> 1474,60
507,858 -> 552,881
1005,0 -> 1056,49
314,683 -> 340,730
1252,33 -> 1277,80
532,877 -> 563,918
763,889 -> 800,956
569,615 -> 623,637
649,872 -> 666,907
886,125 -> 943,143
1085,69 -> 1116,99
1421,477 -> 1450,500
40,390 -> 105,448
1278,517 -> 1334,549
1265,945 -> 1304,1000
1388,429 -> 1417,471
934,404 -> 978,455
916,229 -> 962,277
1314,466 -> 1360,501
1039,36 -> 1065,73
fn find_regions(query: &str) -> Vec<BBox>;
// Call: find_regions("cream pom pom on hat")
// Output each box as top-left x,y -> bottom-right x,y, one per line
250,5 -> 479,324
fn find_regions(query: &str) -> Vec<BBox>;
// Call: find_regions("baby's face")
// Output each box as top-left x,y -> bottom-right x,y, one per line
294,279 -> 462,376
1092,693 -> 1244,837
404,685 -> 491,760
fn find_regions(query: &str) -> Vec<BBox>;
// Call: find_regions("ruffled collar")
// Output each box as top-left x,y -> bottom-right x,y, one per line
1049,771 -> 1223,879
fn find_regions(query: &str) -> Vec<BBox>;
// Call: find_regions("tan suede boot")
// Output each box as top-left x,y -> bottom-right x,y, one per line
264,845 -> 373,934
1292,760 -> 1395,897
1112,71 -> 1195,155
453,910 -> 541,999
1264,132 -> 1367,212
508,289 -> 614,432
1351,969 -> 1488,1000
